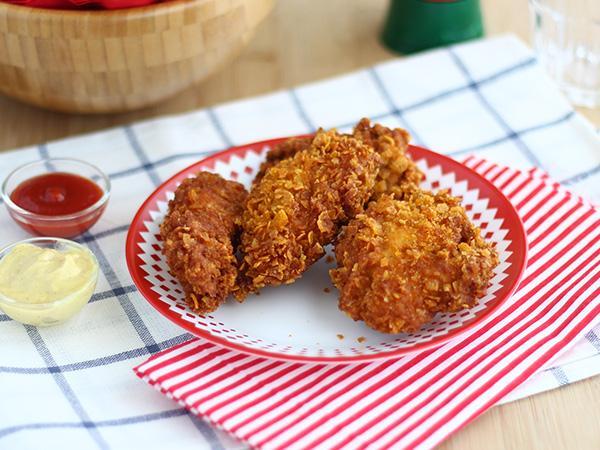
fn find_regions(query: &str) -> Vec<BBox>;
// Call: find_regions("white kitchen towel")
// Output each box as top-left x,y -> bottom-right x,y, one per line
0,34 -> 599,450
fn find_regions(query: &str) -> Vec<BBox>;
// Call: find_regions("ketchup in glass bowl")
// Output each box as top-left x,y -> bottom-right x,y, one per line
1,159 -> 110,238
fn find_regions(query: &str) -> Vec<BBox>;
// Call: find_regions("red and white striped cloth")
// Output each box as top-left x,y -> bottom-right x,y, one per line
134,156 -> 600,450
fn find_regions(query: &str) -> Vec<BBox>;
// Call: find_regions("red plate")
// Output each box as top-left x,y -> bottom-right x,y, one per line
126,137 -> 527,363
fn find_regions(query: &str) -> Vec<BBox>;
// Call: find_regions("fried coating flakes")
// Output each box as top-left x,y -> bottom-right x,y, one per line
352,118 -> 423,199
254,136 -> 313,184
330,190 -> 499,334
253,118 -> 423,199
238,129 -> 381,297
160,172 -> 247,314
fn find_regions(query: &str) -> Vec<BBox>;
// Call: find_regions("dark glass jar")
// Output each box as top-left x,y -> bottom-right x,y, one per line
382,0 -> 484,54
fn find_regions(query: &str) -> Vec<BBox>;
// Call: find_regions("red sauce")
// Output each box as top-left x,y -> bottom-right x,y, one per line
11,173 -> 103,216
8,173 -> 106,238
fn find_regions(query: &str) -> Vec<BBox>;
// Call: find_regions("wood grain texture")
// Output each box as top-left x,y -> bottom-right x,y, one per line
0,0 -> 274,113
0,2 -> 599,448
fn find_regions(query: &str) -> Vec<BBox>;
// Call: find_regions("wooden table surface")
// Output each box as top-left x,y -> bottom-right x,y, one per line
1,1 -> 599,449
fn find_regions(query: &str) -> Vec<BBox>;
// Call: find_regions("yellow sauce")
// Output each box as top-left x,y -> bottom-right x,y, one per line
0,242 -> 98,326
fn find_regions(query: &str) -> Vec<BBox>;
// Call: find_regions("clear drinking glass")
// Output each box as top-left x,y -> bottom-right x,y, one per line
529,0 -> 600,108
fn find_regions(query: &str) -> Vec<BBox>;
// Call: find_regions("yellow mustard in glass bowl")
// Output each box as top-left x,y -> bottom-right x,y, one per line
0,237 -> 98,327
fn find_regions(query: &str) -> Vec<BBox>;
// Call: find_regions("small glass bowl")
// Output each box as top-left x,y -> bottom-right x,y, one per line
1,158 -> 111,238
0,237 -> 99,327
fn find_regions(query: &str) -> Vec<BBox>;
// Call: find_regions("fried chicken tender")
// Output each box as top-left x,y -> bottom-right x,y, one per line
160,172 -> 247,314
254,136 -> 312,184
252,119 -> 423,198
238,129 -> 381,297
330,190 -> 499,334
352,118 -> 423,199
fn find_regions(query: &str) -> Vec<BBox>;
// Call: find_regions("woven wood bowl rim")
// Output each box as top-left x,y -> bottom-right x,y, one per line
0,0 -> 206,19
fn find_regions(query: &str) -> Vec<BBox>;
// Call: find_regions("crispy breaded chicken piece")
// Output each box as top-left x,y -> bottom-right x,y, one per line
238,129 -> 381,298
252,119 -> 423,198
352,118 -> 423,199
254,136 -> 312,184
330,190 -> 499,334
160,172 -> 247,314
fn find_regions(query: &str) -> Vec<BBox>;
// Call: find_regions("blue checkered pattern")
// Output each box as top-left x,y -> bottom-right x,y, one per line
0,35 -> 599,450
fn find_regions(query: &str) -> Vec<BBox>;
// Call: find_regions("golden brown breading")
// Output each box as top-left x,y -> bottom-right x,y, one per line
160,172 -> 247,314
352,118 -> 423,199
330,190 -> 499,334
252,119 -> 423,198
254,136 -> 312,184
238,129 -> 381,298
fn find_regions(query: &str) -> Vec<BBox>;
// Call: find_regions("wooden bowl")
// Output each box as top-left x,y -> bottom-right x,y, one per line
0,0 -> 274,113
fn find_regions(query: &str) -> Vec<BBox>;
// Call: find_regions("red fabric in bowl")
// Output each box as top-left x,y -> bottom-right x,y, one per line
2,0 -> 164,9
